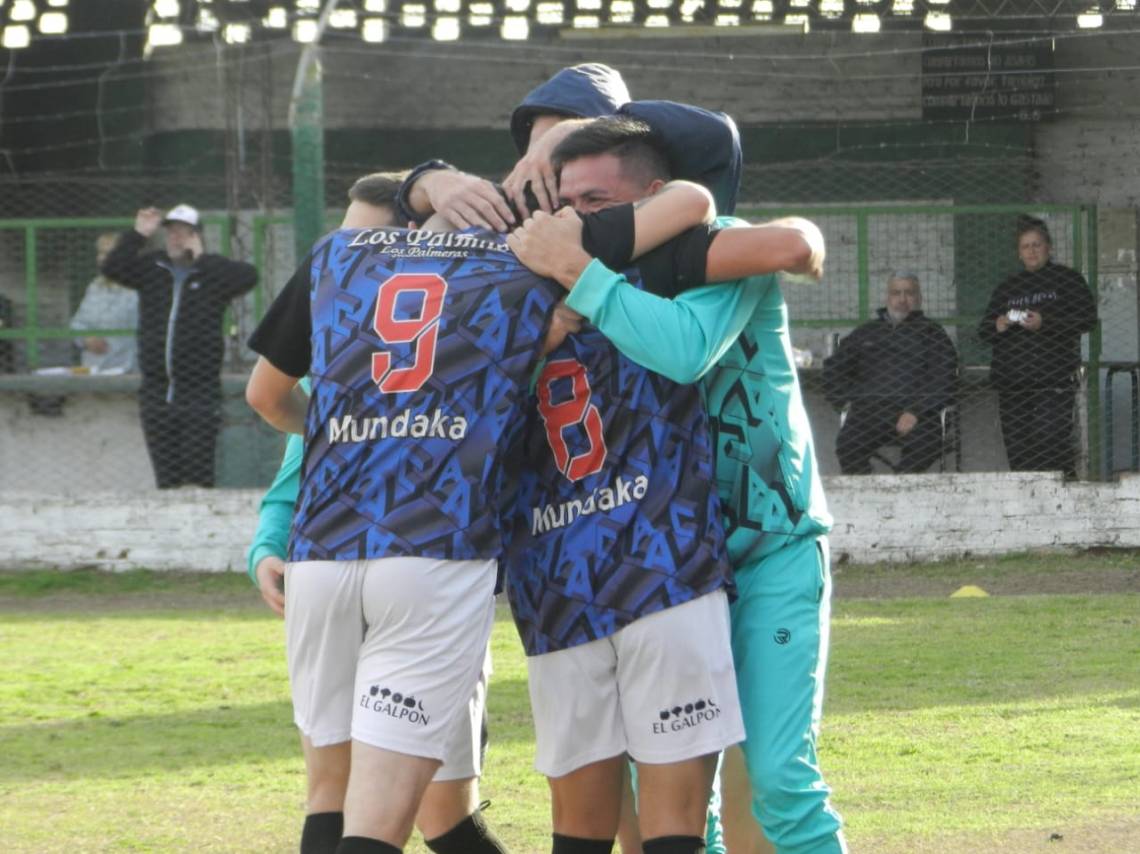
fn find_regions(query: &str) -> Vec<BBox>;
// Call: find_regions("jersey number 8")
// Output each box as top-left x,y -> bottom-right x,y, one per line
371,273 -> 448,394
536,359 -> 607,482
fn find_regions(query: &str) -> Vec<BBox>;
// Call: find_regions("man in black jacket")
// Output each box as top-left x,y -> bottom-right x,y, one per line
823,273 -> 958,474
102,204 -> 257,488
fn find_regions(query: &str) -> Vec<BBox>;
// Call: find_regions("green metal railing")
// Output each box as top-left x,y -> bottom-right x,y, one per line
737,202 -> 1101,475
0,215 -> 235,370
1,204 -> 1105,474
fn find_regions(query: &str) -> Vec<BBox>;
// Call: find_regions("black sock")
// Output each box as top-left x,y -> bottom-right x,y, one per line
551,833 -> 614,854
334,838 -> 401,854
642,836 -> 705,854
425,807 -> 508,854
301,812 -> 343,854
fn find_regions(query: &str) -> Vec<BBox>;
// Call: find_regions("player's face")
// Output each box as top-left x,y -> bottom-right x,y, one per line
559,153 -> 653,214
1018,230 -> 1050,272
885,277 -> 920,321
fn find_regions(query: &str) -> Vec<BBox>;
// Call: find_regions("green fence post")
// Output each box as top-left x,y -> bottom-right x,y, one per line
24,225 -> 38,370
291,54 -> 325,265
1083,206 -> 1102,479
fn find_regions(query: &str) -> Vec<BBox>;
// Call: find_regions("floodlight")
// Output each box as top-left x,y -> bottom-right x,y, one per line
537,2 -> 564,23
646,13 -> 670,25
401,4 -> 426,26
10,0 -> 36,22
293,18 -> 318,40
924,10 -> 951,30
502,14 -> 529,38
612,0 -> 635,23
329,9 -> 357,27
1076,10 -> 1103,26
469,4 -> 493,25
223,23 -> 251,42
2,25 -> 30,49
364,0 -> 387,11
265,7 -> 288,28
152,0 -> 180,18
39,12 -> 68,33
147,22 -> 183,46
853,12 -> 879,31
572,14 -> 600,25
362,18 -> 388,40
432,16 -> 460,39
435,0 -> 462,12
819,0 -> 844,17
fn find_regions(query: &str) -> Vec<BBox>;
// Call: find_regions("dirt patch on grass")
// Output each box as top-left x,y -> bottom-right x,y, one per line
833,565 -> 1140,599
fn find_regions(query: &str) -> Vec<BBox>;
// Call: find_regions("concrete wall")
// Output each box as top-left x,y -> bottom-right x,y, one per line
3,472 -> 1137,572
148,32 -> 923,134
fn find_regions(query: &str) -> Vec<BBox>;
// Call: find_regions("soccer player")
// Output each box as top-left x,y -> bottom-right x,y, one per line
248,172 -> 513,854
499,125 -> 753,854
512,118 -> 847,854
244,178 -> 719,853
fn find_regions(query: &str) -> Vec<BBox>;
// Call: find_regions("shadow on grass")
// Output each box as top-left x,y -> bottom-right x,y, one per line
1,678 -> 538,785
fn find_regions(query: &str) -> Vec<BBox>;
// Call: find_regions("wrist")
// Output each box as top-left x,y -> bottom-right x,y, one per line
396,159 -> 455,222
554,247 -> 593,289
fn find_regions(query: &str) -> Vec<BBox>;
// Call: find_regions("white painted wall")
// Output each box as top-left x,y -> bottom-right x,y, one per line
2,473 -> 1137,572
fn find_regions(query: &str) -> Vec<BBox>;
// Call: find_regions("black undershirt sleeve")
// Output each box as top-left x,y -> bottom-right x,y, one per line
247,258 -> 312,379
579,206 -> 723,298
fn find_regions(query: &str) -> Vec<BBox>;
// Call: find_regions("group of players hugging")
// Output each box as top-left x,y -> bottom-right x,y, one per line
245,63 -> 848,854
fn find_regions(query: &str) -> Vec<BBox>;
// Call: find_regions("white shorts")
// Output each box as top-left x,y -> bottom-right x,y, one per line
527,590 -> 744,778
285,556 -> 496,778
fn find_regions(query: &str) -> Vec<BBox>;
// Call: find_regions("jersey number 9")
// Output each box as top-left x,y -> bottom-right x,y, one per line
371,273 -> 448,394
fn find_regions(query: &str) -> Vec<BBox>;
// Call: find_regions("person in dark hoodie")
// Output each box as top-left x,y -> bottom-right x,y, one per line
977,215 -> 1097,476
823,274 -> 958,474
395,63 -> 741,228
102,204 -> 257,488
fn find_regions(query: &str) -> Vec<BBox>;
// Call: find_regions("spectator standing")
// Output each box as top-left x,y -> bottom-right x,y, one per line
978,216 -> 1097,476
102,204 -> 257,488
823,274 -> 958,474
71,232 -> 139,373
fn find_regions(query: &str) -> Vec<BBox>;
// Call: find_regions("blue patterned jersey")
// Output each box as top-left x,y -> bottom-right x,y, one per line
503,268 -> 733,655
290,227 -> 560,563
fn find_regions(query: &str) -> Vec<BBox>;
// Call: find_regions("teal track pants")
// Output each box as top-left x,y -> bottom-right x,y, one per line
729,535 -> 847,854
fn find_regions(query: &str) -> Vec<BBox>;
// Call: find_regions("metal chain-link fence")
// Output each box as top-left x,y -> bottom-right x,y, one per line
0,158 -> 1126,496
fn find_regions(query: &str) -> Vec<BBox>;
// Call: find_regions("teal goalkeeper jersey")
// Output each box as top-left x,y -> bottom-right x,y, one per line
564,218 -> 831,567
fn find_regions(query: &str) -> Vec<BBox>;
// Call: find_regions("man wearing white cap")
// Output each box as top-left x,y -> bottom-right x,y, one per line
102,204 -> 258,488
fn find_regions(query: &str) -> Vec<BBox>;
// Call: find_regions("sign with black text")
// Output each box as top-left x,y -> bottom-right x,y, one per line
922,37 -> 1055,122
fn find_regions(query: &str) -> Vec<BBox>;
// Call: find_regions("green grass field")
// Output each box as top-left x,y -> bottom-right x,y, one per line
1,552 -> 1137,853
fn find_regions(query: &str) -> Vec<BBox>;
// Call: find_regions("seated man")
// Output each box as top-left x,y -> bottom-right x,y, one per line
822,273 -> 958,474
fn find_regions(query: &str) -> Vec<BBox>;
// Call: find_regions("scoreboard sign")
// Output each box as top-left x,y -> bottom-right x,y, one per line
922,38 -> 1055,122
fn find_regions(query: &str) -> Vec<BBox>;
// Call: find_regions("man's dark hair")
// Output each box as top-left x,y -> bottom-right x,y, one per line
1016,213 -> 1052,247
347,171 -> 409,208
551,116 -> 672,187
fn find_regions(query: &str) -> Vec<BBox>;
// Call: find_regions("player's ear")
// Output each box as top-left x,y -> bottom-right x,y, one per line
646,178 -> 667,196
